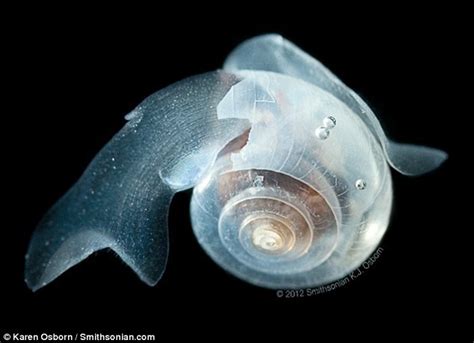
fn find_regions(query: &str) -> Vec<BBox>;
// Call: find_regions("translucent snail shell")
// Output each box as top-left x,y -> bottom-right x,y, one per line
25,34 -> 447,291
191,71 -> 392,288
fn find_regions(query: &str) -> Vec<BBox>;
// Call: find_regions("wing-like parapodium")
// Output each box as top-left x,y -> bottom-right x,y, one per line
25,71 -> 250,290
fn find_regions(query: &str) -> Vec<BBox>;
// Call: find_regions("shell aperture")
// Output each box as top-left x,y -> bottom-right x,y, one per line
25,35 -> 447,290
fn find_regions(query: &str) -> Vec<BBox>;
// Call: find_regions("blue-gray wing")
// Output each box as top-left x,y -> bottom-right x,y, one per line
25,71 -> 250,291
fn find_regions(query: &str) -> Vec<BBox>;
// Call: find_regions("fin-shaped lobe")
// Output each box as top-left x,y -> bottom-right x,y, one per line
25,71 -> 250,291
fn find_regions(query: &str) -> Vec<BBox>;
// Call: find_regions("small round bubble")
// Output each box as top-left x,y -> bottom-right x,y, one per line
323,116 -> 336,129
355,179 -> 367,190
315,126 -> 330,140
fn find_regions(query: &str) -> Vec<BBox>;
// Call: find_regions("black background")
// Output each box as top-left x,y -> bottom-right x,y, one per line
2,7 -> 468,340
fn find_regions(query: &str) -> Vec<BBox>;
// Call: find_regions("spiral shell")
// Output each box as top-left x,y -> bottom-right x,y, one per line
191,71 -> 393,288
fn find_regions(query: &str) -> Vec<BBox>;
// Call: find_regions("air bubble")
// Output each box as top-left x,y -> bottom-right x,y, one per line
355,179 -> 367,190
315,126 -> 330,140
323,116 -> 336,129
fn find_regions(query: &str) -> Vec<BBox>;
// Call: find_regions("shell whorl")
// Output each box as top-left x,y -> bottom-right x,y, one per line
218,169 -> 338,275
